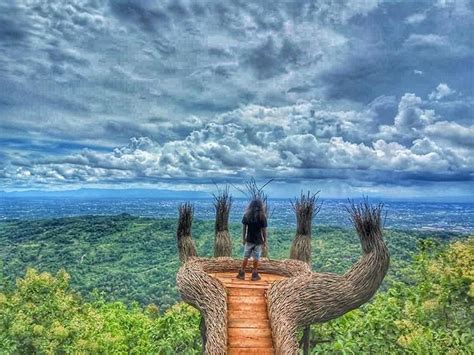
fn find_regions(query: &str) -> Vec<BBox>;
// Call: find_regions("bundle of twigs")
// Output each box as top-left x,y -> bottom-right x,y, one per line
177,202 -> 197,263
246,178 -> 269,208
289,191 -> 321,264
213,186 -> 233,257
347,198 -> 384,254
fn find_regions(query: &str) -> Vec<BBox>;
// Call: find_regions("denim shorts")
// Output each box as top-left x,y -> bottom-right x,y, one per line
243,242 -> 262,260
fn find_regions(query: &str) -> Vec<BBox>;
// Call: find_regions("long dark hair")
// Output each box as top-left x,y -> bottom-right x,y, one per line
244,199 -> 266,223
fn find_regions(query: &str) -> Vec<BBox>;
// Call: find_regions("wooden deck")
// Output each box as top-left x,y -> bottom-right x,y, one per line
208,272 -> 287,354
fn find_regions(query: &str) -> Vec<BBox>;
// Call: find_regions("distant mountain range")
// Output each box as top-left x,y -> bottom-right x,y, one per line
0,188 -> 210,199
0,188 -> 472,203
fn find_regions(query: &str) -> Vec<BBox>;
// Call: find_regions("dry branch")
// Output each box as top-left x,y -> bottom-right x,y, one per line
244,177 -> 271,216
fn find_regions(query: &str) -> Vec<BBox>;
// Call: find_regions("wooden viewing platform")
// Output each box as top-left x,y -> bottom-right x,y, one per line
176,196 -> 390,354
208,272 -> 287,354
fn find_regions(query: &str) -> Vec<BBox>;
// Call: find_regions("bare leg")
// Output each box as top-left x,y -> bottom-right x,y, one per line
251,259 -> 261,281
237,258 -> 249,279
252,259 -> 259,272
241,258 -> 249,271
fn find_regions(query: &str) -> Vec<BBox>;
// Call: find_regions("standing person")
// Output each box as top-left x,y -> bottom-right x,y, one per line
236,199 -> 268,281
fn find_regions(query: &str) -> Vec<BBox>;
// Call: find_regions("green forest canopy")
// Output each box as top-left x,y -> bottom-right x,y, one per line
0,215 -> 467,308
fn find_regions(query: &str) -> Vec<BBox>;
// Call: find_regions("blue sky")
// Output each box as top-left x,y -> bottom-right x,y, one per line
0,0 -> 473,199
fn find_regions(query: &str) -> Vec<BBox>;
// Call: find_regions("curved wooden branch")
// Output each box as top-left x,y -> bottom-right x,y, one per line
176,259 -> 227,354
176,258 -> 310,354
268,202 -> 390,354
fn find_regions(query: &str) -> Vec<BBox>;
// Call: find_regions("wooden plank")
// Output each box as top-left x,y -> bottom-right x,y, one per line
228,310 -> 268,320
210,272 -> 280,352
215,277 -> 280,284
228,318 -> 270,329
215,271 -> 286,278
229,279 -> 270,286
225,284 -> 269,289
228,348 -> 274,355
227,288 -> 266,297
228,302 -> 267,312
228,296 -> 267,305
212,272 -> 238,278
213,272 -> 286,281
228,335 -> 274,348
228,328 -> 272,338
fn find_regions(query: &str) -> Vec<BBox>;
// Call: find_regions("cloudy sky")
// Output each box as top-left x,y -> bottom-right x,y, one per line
0,0 -> 473,198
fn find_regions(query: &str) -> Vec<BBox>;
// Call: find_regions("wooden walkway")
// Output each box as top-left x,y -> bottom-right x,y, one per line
209,272 -> 287,354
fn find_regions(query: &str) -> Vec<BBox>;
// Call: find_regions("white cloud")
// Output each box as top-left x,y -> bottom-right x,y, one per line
405,12 -> 427,25
425,121 -> 474,147
1,1 -> 473,193
404,34 -> 448,48
429,83 -> 456,100
394,93 -> 435,128
378,93 -> 436,141
7,93 -> 471,187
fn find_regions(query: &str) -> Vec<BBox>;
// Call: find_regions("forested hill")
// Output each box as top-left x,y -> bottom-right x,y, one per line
0,214 -> 468,309
0,220 -> 472,353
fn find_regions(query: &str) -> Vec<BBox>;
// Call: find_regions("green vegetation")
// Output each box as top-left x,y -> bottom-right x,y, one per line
311,238 -> 474,354
0,269 -> 201,354
0,215 -> 472,353
0,215 -> 464,309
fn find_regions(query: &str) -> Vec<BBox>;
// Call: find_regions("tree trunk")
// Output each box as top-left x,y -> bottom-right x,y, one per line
303,326 -> 310,354
200,316 -> 207,350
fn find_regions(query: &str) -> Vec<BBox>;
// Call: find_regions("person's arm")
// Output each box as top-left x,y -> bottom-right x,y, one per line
262,227 -> 267,244
242,225 -> 247,245
261,217 -> 268,244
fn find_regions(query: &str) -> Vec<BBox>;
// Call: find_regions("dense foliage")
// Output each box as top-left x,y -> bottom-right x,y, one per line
0,269 -> 201,354
310,238 -> 474,354
0,215 -> 472,353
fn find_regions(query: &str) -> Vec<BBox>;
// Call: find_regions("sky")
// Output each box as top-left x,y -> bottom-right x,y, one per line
0,0 -> 473,199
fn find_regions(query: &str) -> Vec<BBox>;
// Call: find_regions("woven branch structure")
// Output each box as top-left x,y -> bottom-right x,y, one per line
289,191 -> 321,353
177,257 -> 310,354
176,203 -> 197,263
267,200 -> 389,353
289,191 -> 321,264
213,187 -> 233,257
176,198 -> 389,355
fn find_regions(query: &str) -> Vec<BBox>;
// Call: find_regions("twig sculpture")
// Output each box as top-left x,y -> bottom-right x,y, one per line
213,186 -> 233,257
289,191 -> 321,263
268,200 -> 389,353
176,197 -> 389,355
289,190 -> 321,354
176,203 -> 197,263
